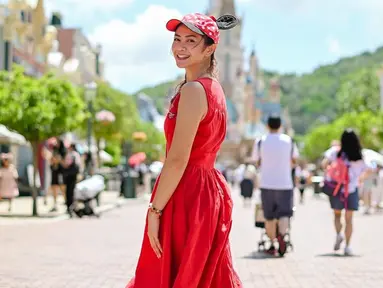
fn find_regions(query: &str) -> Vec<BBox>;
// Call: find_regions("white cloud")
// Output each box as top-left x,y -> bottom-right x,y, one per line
27,0 -> 133,13
326,37 -> 342,55
243,0 -> 317,13
244,0 -> 383,17
88,5 -> 182,92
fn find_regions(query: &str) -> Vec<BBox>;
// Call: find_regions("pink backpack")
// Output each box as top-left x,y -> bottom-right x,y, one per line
322,156 -> 349,205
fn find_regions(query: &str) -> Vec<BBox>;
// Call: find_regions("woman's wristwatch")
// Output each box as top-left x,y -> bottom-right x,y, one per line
148,203 -> 163,217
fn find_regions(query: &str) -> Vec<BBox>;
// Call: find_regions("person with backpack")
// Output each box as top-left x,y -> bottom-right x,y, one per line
252,116 -> 299,256
322,129 -> 372,256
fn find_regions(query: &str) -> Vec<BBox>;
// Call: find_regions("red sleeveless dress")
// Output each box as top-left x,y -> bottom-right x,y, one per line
126,78 -> 242,288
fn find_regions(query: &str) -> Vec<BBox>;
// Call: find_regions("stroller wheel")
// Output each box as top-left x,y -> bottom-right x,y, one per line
258,244 -> 265,251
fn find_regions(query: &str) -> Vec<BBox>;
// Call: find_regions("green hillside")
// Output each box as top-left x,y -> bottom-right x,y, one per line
278,46 -> 383,134
135,46 -> 383,133
134,80 -> 176,114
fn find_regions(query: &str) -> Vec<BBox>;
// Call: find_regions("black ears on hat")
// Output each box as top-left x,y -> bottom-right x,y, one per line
216,14 -> 239,30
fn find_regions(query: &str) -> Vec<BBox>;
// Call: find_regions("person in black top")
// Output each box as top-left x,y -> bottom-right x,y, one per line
62,144 -> 80,216
48,154 -> 63,212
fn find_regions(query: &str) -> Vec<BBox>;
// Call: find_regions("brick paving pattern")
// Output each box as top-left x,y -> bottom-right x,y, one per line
0,188 -> 382,288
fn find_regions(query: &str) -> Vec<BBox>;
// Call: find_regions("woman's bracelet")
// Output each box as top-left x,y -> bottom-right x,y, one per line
148,203 -> 163,217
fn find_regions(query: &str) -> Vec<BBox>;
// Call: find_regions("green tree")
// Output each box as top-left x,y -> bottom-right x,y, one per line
0,66 -> 86,216
85,83 -> 140,166
336,68 -> 380,114
303,111 -> 383,161
132,121 -> 165,161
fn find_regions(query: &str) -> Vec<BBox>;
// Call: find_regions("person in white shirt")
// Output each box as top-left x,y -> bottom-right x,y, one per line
252,116 -> 299,256
295,162 -> 312,204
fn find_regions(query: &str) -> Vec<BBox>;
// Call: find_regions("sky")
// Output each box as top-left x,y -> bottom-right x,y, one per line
39,0 -> 383,93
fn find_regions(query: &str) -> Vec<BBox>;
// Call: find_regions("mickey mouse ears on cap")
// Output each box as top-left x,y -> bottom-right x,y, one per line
166,13 -> 239,44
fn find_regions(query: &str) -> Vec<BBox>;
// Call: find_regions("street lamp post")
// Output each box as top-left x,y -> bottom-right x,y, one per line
84,81 -> 97,175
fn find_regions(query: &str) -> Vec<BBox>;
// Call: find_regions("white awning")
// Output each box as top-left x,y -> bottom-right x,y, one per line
0,125 -> 27,145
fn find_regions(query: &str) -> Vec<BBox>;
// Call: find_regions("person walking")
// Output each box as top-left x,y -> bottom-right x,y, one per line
323,129 -> 372,255
295,161 -> 312,204
240,163 -> 257,207
0,153 -> 19,212
360,162 -> 378,215
62,144 -> 80,216
126,13 -> 242,288
252,116 -> 299,256
48,153 -> 63,212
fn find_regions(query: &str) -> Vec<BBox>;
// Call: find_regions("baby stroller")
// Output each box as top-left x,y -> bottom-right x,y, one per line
254,203 -> 294,254
70,175 -> 105,218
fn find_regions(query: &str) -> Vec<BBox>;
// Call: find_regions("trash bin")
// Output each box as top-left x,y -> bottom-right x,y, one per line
150,177 -> 157,193
121,170 -> 139,198
311,176 -> 323,194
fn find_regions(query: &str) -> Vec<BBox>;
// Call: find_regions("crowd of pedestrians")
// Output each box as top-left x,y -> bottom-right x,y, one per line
226,116 -> 383,257
43,138 -> 82,216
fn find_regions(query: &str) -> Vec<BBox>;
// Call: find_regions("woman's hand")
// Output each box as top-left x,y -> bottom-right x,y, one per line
147,212 -> 162,258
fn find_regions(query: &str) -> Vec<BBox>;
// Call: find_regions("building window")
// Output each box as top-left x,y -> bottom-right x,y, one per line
20,10 -> 26,22
224,54 -> 230,82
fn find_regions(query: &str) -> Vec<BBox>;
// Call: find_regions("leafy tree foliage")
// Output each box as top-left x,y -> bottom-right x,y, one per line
0,66 -> 86,215
303,111 -> 383,161
336,68 -> 380,114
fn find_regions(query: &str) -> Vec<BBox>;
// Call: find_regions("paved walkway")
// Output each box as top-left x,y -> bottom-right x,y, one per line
0,191 -> 122,218
0,187 -> 382,288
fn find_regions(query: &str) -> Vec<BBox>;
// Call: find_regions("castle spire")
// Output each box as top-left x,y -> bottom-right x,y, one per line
220,0 -> 236,16
32,0 -> 45,45
209,0 -> 221,16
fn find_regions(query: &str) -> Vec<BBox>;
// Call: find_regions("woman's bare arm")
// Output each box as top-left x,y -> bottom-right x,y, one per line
151,82 -> 208,211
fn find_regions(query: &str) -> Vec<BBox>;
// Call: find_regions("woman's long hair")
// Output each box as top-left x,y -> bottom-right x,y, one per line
338,128 -> 363,161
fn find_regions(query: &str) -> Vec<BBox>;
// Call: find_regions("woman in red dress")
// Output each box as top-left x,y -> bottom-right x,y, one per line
126,13 -> 242,288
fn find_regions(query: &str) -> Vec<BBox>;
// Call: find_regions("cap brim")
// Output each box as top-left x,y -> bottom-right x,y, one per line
166,19 -> 204,35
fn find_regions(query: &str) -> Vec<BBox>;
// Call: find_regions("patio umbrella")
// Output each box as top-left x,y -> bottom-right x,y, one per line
362,149 -> 383,166
128,152 -> 146,166
0,125 -> 26,145
96,110 -> 116,124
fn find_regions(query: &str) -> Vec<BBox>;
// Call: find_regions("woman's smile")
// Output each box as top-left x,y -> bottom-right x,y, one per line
176,54 -> 190,60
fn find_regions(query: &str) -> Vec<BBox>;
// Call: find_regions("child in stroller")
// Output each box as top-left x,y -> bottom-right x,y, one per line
254,203 -> 294,255
70,175 -> 105,218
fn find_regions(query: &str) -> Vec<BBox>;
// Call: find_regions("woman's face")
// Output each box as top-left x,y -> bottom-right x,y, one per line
2,159 -> 9,167
171,24 -> 213,68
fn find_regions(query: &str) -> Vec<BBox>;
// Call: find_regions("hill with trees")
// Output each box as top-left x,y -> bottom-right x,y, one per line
135,46 -> 383,136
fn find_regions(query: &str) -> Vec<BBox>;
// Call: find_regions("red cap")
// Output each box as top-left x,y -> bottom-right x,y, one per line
166,13 -> 220,44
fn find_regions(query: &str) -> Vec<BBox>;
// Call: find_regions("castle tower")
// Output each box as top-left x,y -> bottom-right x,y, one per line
208,0 -> 245,142
209,2 -> 243,98
209,0 -> 221,16
249,47 -> 258,82
214,0 -> 242,92
32,0 -> 46,46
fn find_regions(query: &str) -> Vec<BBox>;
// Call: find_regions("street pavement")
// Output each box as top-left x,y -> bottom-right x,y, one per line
1,187 -> 383,288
